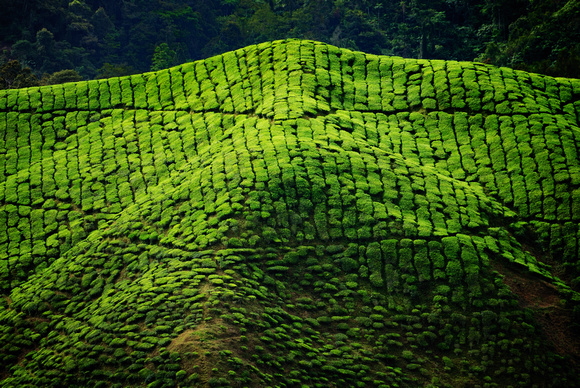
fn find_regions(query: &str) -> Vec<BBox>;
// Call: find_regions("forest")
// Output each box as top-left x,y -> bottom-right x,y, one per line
1,0 -> 579,89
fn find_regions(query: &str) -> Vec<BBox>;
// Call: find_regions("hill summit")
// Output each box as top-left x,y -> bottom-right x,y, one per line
1,39 -> 580,387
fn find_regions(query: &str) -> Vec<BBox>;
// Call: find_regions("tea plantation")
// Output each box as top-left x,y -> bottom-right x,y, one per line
1,40 -> 580,387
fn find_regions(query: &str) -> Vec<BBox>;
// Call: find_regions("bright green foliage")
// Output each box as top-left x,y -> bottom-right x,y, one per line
0,40 -> 579,388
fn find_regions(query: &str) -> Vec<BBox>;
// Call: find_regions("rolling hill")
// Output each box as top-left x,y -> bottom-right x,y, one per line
1,39 -> 580,387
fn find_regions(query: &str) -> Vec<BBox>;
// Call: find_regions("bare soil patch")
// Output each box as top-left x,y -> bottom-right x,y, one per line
493,260 -> 579,365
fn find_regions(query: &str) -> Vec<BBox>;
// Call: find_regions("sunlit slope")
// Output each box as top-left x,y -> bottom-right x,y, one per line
0,40 -> 579,387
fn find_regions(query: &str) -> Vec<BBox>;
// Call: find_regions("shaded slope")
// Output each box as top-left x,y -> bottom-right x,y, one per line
0,40 -> 579,387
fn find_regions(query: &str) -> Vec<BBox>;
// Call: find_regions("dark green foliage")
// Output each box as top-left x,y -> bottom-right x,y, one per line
0,60 -> 39,90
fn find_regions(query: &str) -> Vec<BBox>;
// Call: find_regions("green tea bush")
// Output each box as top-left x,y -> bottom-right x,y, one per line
1,39 -> 579,388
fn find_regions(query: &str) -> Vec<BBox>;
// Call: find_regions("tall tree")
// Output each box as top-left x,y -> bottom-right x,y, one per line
0,60 -> 39,89
150,43 -> 177,71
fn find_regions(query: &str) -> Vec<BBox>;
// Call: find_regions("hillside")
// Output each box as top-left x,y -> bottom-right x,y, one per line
1,39 -> 580,387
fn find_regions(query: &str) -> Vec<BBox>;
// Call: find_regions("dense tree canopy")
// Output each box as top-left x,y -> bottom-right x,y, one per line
0,0 -> 579,86
0,60 -> 39,89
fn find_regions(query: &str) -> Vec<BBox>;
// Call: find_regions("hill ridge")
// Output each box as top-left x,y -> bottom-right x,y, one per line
2,39 -> 580,116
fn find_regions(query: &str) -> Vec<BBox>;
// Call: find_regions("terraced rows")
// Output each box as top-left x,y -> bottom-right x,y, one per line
0,40 -> 579,387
